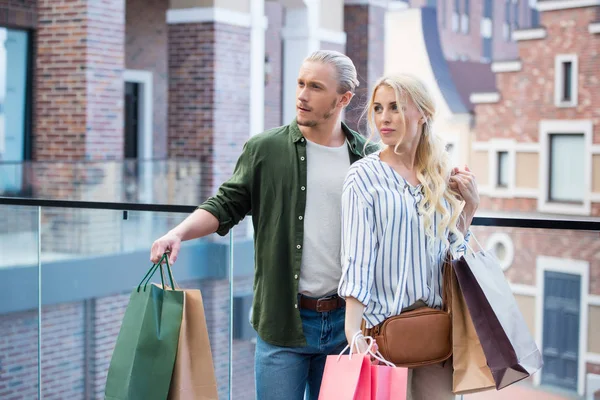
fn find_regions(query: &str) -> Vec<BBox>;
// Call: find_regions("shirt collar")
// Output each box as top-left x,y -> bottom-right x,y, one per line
289,119 -> 364,156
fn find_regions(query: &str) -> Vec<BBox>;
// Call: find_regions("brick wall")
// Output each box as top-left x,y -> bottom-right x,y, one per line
475,6 -> 600,145
344,4 -> 385,133
471,226 -> 600,294
35,0 -> 125,162
41,303 -> 85,400
472,6 -> 600,215
0,309 -> 38,399
92,294 -> 129,399
0,0 -> 36,29
478,197 -> 537,213
264,2 -> 283,130
406,0 -> 527,62
438,0 -> 484,61
493,0 -> 518,62
125,0 -> 169,159
0,276 -> 254,399
168,22 -> 251,201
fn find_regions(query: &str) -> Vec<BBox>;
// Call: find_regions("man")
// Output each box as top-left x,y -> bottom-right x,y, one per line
150,50 -> 377,400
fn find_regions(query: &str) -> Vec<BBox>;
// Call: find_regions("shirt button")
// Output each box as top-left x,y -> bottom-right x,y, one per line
294,304 -> 298,309
300,138 -> 305,142
298,216 -> 303,220
301,156 -> 305,161
301,186 -> 306,191
294,274 -> 298,279
296,244 -> 301,249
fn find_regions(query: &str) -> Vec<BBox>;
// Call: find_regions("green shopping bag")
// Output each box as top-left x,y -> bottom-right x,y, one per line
105,255 -> 184,400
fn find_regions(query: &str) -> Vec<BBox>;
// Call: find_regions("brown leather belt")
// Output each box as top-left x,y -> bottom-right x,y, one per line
298,294 -> 345,313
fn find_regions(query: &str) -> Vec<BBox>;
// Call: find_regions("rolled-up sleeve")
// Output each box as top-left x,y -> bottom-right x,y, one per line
338,183 -> 377,306
198,142 -> 253,236
449,228 -> 471,255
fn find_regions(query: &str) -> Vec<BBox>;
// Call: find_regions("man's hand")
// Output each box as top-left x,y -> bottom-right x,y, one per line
150,231 -> 182,265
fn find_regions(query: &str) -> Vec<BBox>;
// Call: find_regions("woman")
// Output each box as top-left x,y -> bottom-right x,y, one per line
338,74 -> 479,399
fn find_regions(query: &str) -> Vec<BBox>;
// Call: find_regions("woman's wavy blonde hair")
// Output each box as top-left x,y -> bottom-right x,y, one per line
363,74 -> 465,253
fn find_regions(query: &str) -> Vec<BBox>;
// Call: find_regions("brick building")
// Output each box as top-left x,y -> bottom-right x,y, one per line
0,0 -> 391,399
402,0 -> 537,62
469,1 -> 600,397
0,0 -> 597,399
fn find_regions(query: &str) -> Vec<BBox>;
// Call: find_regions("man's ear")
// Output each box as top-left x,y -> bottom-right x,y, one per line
339,91 -> 354,108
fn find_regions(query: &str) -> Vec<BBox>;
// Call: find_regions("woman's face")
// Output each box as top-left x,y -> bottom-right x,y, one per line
372,85 -> 424,150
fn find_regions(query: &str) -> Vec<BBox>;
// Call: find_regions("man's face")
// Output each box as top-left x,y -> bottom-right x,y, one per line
295,61 -> 342,128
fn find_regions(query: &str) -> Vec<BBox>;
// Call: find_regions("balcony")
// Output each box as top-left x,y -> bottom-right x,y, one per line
0,194 -> 598,399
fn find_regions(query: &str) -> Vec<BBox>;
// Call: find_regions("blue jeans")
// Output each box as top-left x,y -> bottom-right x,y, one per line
254,305 -> 347,400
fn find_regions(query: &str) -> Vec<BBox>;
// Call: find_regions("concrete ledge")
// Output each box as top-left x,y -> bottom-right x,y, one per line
470,92 -> 500,104
513,28 -> 547,41
491,60 -> 523,73
0,238 -> 255,314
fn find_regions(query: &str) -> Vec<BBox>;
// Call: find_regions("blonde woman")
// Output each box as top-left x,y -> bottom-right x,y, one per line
338,74 -> 479,399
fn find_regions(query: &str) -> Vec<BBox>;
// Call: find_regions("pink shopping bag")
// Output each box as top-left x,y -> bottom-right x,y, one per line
319,353 -> 372,400
371,364 -> 408,400
319,331 -> 408,400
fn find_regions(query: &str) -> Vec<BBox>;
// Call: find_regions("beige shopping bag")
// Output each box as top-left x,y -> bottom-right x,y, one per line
451,267 -> 495,395
168,289 -> 219,400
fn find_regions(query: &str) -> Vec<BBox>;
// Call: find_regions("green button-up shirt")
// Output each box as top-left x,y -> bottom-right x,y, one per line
198,119 -> 378,347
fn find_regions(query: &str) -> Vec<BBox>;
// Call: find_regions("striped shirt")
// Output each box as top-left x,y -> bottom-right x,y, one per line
338,152 -> 469,328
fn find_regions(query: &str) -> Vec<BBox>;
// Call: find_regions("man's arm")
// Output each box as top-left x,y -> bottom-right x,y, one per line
150,141 -> 255,264
150,209 -> 219,264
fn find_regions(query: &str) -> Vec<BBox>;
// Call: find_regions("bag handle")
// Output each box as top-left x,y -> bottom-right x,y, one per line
137,253 -> 176,292
337,331 -> 396,368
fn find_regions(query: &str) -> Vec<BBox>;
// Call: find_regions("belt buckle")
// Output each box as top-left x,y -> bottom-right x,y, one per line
316,298 -> 326,312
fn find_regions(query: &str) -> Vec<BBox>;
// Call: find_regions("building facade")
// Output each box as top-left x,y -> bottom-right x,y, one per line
469,1 -> 600,397
403,0 -> 537,62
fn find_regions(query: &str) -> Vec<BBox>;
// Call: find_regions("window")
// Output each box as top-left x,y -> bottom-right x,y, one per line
513,0 -> 520,30
427,0 -> 437,7
482,38 -> 493,61
482,0 -> 494,61
461,0 -> 470,33
548,134 -> 584,203
452,0 -> 460,32
562,62 -> 572,101
503,1 -> 511,41
554,55 -> 578,108
497,151 -> 509,187
0,28 -> 32,194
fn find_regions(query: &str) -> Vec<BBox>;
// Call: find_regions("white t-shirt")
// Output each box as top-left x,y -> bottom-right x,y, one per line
298,139 -> 351,297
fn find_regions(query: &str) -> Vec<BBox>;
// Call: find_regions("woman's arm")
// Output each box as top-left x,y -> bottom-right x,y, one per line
338,179 -> 378,353
449,166 -> 480,235
345,297 -> 368,353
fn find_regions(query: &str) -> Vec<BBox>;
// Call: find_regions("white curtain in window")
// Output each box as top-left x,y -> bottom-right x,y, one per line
549,134 -> 584,202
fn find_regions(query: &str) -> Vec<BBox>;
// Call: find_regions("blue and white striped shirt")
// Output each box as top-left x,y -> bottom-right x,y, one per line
338,152 -> 469,328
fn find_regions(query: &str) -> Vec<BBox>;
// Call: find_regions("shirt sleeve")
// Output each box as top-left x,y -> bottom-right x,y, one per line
338,183 -> 378,307
449,228 -> 471,255
198,141 -> 253,236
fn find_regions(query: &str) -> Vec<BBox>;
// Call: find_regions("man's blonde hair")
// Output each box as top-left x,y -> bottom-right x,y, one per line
304,50 -> 360,94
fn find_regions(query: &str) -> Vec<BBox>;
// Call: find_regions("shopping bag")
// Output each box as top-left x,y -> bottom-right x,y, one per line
371,364 -> 408,400
450,262 -> 495,394
167,287 -> 218,399
319,353 -> 372,400
105,256 -> 184,400
319,332 -> 408,400
453,247 -> 543,390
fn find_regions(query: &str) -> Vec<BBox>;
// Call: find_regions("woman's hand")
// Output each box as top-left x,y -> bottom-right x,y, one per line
449,165 -> 480,214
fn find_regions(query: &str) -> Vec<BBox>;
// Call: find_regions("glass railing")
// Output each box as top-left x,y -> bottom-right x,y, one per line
0,196 -> 598,400
0,159 -> 209,205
